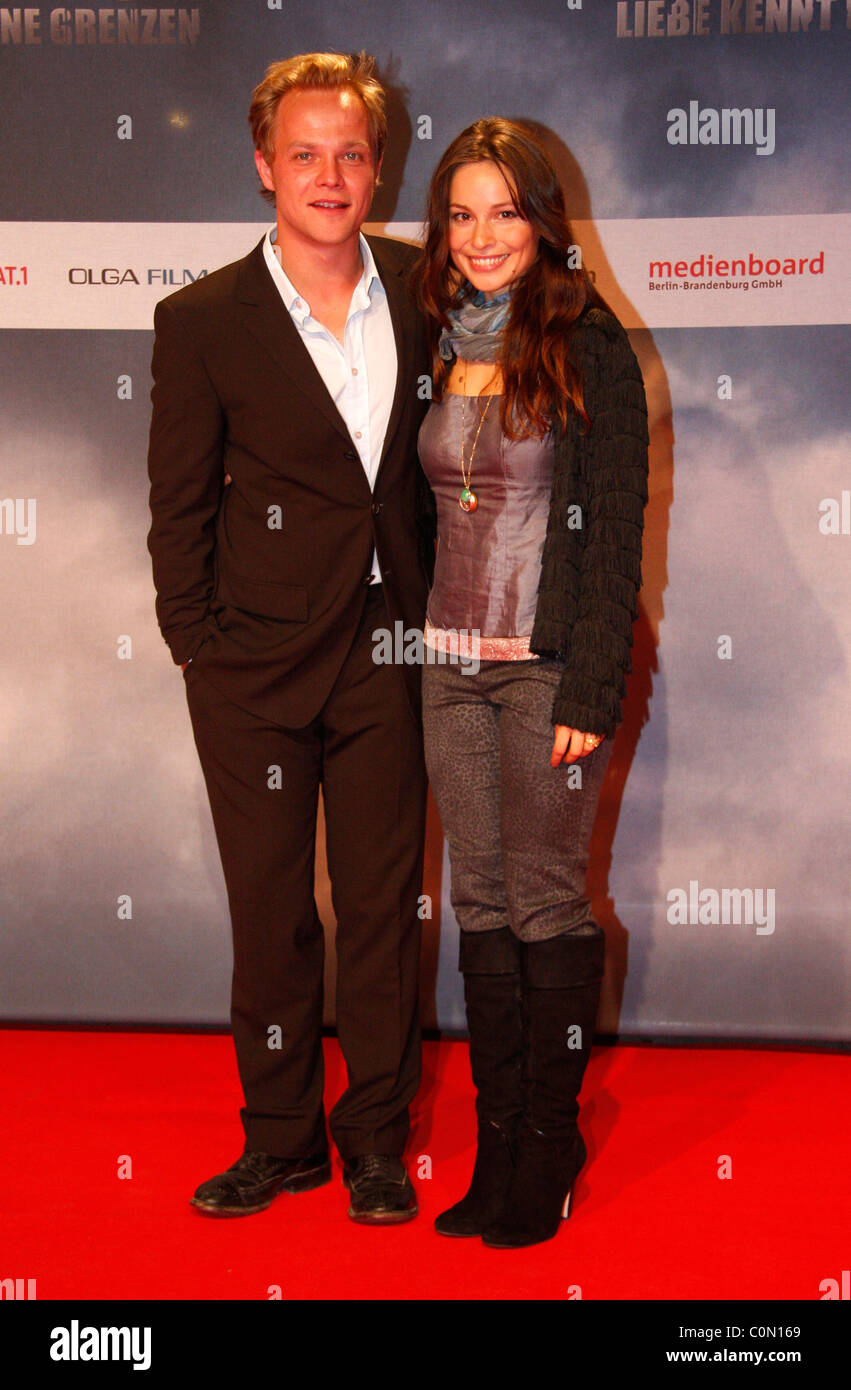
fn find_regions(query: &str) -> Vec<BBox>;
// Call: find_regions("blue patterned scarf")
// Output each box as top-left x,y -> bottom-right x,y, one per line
438,287 -> 511,363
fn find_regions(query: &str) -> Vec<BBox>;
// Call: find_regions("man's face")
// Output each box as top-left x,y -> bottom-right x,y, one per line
255,87 -> 380,253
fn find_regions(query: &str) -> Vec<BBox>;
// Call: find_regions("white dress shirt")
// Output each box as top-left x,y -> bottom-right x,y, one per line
262,228 -> 397,584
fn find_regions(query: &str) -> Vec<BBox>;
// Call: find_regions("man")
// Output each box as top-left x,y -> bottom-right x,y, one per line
147,53 -> 434,1224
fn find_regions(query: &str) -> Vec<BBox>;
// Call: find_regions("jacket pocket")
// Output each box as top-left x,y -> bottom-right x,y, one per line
217,568 -> 308,622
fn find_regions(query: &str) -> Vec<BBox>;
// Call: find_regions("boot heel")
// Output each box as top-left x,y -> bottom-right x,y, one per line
561,1188 -> 572,1220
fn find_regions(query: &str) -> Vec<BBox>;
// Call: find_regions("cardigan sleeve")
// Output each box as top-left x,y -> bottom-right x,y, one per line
550,314 -> 649,736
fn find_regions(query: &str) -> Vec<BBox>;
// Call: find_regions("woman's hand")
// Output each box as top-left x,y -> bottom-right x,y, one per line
550,725 -> 604,767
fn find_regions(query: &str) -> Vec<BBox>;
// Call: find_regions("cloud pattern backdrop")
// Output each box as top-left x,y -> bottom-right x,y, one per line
1,2 -> 848,221
615,328 -> 849,1037
0,2 -> 848,1035
1,325 -> 847,1034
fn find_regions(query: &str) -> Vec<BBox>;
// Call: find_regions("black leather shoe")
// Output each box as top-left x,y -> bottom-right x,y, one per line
342,1155 -> 418,1225
190,1148 -> 331,1216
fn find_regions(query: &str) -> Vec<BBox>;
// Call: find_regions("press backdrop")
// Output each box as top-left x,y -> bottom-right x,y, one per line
1,1 -> 848,1038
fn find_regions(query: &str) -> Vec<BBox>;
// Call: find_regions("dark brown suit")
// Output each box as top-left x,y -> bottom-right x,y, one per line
147,234 -> 434,1160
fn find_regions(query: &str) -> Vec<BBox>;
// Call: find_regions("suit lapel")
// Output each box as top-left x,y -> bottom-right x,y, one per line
236,238 -> 353,443
235,234 -> 416,480
366,235 -> 415,481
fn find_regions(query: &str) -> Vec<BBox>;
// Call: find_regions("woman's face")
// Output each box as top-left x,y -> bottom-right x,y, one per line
447,160 -> 539,299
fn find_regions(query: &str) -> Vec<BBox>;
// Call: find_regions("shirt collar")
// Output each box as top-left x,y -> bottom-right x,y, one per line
262,227 -> 383,327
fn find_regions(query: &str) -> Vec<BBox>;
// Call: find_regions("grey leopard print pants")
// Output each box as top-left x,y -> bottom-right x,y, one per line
422,658 -> 612,943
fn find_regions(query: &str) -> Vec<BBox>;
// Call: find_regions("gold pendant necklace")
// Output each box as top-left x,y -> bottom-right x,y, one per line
459,368 -> 496,513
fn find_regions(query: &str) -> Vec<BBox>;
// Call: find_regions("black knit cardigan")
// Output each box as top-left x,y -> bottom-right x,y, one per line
529,307 -> 649,738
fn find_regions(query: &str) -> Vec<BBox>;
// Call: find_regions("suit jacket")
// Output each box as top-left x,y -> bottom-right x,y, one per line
147,234 -> 435,727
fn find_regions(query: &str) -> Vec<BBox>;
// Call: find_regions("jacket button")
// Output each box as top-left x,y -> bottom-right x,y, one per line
372,501 -> 381,515
343,449 -> 357,461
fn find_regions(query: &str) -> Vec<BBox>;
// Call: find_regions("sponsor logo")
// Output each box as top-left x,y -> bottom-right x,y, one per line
66,267 -> 207,285
648,250 -> 824,293
0,263 -> 28,285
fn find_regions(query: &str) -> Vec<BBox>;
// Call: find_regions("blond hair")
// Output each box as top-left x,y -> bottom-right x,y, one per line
249,52 -> 387,196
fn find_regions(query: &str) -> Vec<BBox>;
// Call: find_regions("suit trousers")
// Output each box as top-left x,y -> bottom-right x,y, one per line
183,585 -> 427,1161
422,657 -> 612,943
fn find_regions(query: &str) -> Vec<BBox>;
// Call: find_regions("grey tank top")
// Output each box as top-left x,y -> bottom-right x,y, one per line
418,394 -> 555,637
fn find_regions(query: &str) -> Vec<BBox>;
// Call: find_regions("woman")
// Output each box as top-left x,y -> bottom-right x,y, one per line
413,119 -> 649,1248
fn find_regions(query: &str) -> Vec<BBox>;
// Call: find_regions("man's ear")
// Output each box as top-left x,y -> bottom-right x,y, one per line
255,147 -> 275,194
373,154 -> 383,192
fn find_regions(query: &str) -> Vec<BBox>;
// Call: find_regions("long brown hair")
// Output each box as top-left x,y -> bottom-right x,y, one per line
414,118 -> 604,439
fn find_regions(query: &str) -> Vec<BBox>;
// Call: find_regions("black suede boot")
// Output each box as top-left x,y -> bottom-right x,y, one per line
482,927 -> 605,1249
435,927 -> 523,1237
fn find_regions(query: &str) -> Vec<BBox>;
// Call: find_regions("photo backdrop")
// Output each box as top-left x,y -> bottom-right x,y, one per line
1,1 -> 848,1038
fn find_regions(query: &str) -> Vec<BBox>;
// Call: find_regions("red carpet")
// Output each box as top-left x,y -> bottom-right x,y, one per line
1,1030 -> 847,1301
